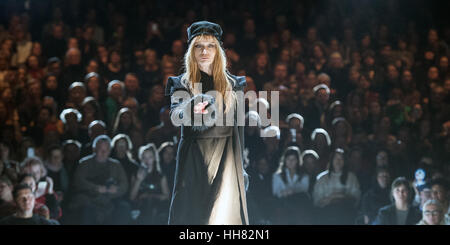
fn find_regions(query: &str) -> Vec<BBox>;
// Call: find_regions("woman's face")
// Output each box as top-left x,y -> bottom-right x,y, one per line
46,76 -> 58,90
87,61 -> 98,73
120,112 -> 132,128
257,158 -> 269,174
115,139 -> 128,155
194,36 -> 217,69
27,56 -> 39,69
376,151 -> 388,167
377,171 -> 390,189
162,146 -> 175,164
303,156 -> 316,174
87,77 -> 100,92
49,149 -> 63,167
256,54 -> 268,68
285,154 -> 298,172
83,103 -> 96,116
142,150 -> 155,169
313,45 -> 323,58
110,52 -> 121,64
393,184 -> 409,204
32,42 -> 42,56
332,153 -> 345,173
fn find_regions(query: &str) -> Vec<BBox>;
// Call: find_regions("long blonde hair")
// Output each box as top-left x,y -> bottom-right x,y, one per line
181,34 -> 236,113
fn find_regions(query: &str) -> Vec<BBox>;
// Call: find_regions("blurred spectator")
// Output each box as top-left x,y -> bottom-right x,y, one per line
359,167 -> 392,224
417,199 -> 446,225
313,148 -> 361,224
158,141 -> 176,195
0,184 -> 59,225
80,120 -> 107,157
104,80 -> 125,125
145,106 -> 178,147
430,178 -> 450,224
0,176 -> 15,218
373,177 -> 421,225
129,143 -> 169,224
111,134 -> 139,182
111,107 -> 143,149
0,141 -> 20,183
20,156 -> 61,217
69,135 -> 130,225
141,84 -> 166,132
272,146 -> 311,224
44,145 -> 69,196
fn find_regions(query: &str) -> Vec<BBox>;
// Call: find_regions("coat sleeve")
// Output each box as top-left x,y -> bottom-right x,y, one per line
234,75 -> 247,151
166,76 -> 216,131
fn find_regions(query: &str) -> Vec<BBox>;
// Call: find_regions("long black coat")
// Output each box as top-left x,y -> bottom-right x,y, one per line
165,71 -> 248,225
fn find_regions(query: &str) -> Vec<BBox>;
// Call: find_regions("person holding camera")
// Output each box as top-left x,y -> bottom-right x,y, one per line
129,143 -> 170,224
69,135 -> 131,225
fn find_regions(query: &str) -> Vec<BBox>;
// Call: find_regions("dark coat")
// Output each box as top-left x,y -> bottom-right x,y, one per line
165,71 -> 248,224
372,204 -> 422,225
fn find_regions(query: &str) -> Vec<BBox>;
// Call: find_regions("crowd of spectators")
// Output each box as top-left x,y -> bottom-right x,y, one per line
0,0 -> 449,225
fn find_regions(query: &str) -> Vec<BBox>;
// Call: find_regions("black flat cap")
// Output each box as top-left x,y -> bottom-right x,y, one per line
187,21 -> 223,45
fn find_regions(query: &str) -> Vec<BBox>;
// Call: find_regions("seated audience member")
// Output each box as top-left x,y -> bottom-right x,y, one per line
158,141 -> 176,194
0,141 -> 20,183
0,176 -> 16,218
373,177 -> 422,225
0,184 -> 59,225
413,182 -> 433,211
359,167 -> 392,224
70,135 -> 131,225
430,178 -> 449,224
80,120 -> 107,157
129,143 -> 170,225
18,173 -> 59,219
44,145 -> 70,196
272,146 -> 311,224
246,153 -> 276,224
111,134 -> 140,182
20,157 -> 62,219
300,149 -> 321,194
417,199 -> 446,225
313,148 -> 361,224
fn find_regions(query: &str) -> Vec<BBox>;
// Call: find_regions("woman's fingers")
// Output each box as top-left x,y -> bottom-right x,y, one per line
194,101 -> 209,114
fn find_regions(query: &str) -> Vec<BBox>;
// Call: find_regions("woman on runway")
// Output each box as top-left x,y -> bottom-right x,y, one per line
165,21 -> 248,225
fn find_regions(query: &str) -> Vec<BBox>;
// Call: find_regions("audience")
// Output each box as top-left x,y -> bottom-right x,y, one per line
0,0 -> 448,225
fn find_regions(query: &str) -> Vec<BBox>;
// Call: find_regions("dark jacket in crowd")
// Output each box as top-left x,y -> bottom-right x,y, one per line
372,204 -> 422,225
0,214 -> 59,225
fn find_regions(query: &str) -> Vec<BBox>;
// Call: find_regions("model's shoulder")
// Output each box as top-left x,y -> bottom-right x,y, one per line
227,72 -> 246,90
168,73 -> 185,83
166,73 -> 187,96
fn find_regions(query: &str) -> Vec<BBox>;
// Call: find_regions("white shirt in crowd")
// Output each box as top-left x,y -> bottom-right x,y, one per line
312,170 -> 361,208
272,169 -> 309,198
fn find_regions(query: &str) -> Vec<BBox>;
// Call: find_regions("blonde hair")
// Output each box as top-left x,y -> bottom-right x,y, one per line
181,34 -> 236,113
